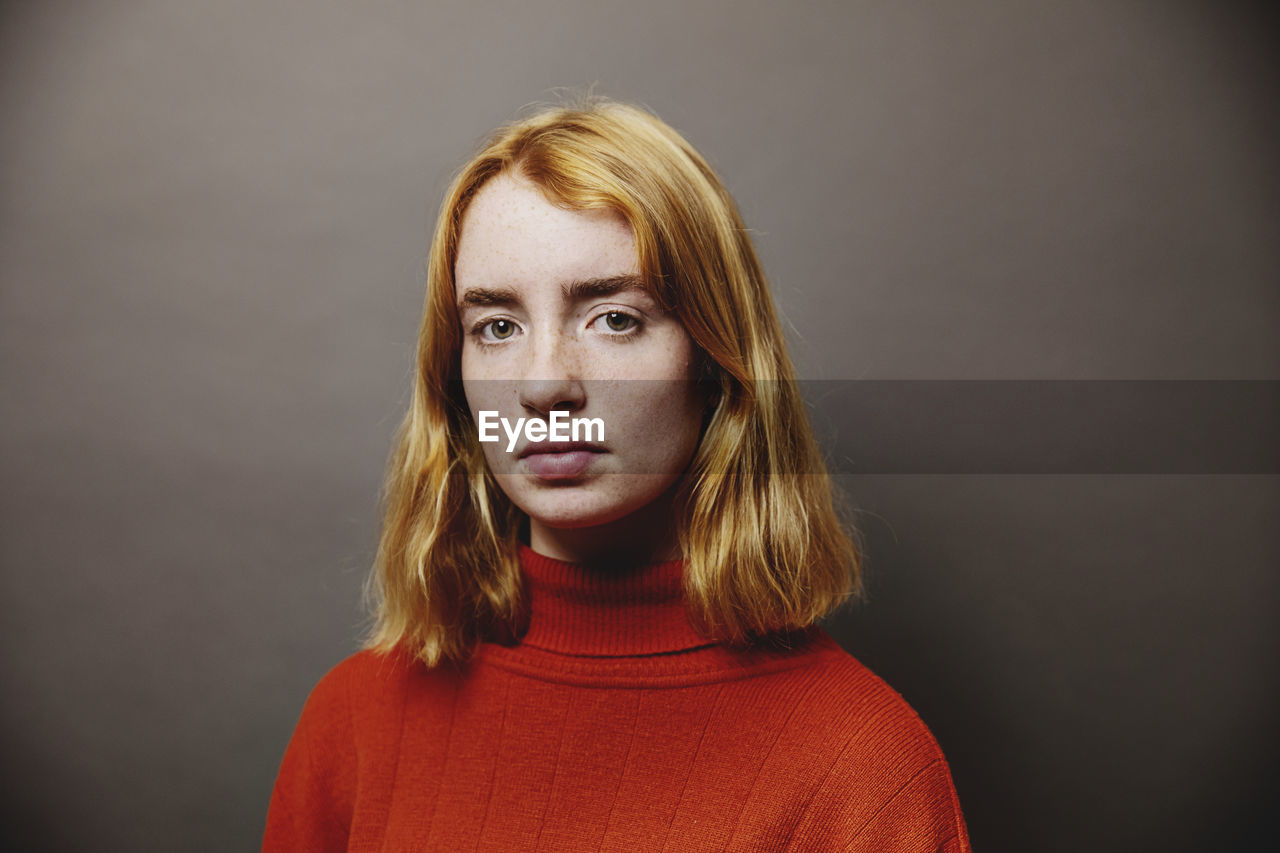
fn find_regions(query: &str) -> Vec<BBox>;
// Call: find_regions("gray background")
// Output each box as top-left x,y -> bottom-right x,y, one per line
1,1 -> 1276,851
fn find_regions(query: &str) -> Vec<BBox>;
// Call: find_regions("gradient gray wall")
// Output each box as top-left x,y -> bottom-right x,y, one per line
2,2 -> 1276,851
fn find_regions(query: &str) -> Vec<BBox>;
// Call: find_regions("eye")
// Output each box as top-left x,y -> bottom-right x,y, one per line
596,311 -> 640,334
487,319 -> 516,340
466,317 -> 521,347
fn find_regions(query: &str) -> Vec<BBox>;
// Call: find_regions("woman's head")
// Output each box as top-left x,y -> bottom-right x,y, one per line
368,97 -> 860,665
454,170 -> 709,559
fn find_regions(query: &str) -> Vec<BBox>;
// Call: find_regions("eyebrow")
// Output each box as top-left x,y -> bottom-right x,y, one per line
457,274 -> 646,311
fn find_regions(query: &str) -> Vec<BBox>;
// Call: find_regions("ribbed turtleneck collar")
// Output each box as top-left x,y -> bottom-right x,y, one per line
516,544 -> 715,657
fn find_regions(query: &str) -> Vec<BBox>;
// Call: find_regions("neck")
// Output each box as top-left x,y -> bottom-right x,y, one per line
527,485 -> 684,566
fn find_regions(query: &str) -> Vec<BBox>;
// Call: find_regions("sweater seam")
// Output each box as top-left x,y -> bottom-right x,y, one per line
658,683 -> 727,852
419,682 -> 461,846
530,692 -> 574,852
782,696 -> 900,850
372,664 -> 410,853
723,666 -> 826,846
599,691 -> 643,844
470,672 -> 512,851
844,757 -> 947,849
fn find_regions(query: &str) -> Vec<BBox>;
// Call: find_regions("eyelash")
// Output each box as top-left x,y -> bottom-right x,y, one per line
467,311 -> 644,348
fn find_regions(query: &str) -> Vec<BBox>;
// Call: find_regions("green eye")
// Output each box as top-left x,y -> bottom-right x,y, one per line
489,319 -> 515,339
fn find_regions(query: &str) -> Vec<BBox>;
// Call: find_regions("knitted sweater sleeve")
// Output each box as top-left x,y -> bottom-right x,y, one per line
262,658 -> 359,852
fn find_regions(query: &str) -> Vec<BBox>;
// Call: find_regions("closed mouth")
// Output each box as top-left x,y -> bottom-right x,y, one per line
517,442 -> 606,459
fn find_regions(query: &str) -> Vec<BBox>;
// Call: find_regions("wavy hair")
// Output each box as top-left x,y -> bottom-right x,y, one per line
365,97 -> 860,665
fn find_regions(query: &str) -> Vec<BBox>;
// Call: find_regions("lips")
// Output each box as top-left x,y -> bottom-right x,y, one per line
518,442 -> 605,480
517,441 -> 605,459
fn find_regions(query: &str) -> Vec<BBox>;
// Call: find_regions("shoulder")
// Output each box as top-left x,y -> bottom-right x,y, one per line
273,650 -> 418,796
781,631 -> 971,850
296,647 -> 420,732
265,647 -> 461,851
265,652 -> 391,849
298,649 -> 393,712
315,646 -> 415,692
796,634 -> 951,774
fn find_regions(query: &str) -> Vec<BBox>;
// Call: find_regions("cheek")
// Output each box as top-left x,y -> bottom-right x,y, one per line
620,386 -> 704,457
459,346 -> 484,384
461,367 -> 509,409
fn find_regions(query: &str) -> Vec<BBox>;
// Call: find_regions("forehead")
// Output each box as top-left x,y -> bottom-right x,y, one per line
454,172 -> 638,293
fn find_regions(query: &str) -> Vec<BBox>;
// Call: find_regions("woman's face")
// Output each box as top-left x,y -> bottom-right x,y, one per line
454,172 -> 707,558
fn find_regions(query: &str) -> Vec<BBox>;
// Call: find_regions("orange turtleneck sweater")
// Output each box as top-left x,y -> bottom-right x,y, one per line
262,546 -> 970,851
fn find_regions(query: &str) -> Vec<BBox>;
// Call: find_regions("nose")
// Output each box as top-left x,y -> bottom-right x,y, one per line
517,330 -> 587,417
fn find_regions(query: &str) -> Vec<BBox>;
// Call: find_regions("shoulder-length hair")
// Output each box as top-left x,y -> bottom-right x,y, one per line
366,97 -> 860,666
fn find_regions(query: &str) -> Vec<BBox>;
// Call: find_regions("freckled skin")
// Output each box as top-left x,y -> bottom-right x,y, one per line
456,173 -> 707,564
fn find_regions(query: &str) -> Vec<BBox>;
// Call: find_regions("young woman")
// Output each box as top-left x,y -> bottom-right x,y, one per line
263,98 -> 971,852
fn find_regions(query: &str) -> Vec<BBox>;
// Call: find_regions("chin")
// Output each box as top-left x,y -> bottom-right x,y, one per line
514,489 -> 656,532
500,471 -> 685,535
520,502 -> 634,531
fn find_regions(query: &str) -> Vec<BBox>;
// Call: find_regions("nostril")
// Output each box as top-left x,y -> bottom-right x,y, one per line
516,375 -> 588,419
